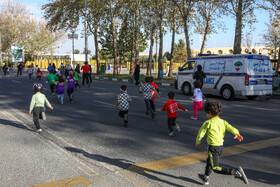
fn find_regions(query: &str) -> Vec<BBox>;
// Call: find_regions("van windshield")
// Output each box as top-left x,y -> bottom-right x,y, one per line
180,61 -> 194,71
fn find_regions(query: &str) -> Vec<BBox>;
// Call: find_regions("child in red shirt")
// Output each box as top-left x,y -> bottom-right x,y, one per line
149,77 -> 160,112
162,92 -> 188,137
37,68 -> 43,81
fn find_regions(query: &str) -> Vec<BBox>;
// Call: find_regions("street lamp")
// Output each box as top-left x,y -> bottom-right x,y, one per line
68,29 -> 78,67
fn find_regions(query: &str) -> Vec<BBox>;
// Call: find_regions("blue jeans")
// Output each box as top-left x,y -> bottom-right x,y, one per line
57,94 -> 64,103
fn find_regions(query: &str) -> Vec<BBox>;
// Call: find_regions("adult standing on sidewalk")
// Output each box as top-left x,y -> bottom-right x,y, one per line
17,62 -> 23,76
81,62 -> 90,87
134,62 -> 140,86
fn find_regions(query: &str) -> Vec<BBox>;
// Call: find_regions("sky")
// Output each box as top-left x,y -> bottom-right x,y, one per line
0,0 -> 271,55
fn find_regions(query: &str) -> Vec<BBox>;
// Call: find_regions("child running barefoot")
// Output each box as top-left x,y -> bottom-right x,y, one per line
139,77 -> 159,119
196,99 -> 248,185
53,76 -> 65,104
149,77 -> 160,112
162,92 -> 188,137
116,85 -> 132,127
29,83 -> 54,133
66,71 -> 76,103
191,81 -> 204,120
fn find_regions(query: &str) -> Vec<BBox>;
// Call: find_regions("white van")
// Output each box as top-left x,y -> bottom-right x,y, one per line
176,54 -> 273,100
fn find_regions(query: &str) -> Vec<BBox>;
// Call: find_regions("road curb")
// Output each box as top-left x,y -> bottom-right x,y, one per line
92,76 -> 175,87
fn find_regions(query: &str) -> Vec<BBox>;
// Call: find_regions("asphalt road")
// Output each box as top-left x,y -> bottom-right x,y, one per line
0,71 -> 279,187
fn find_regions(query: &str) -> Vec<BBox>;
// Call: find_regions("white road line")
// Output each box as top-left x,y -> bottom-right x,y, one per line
11,80 -> 21,83
93,100 -> 115,107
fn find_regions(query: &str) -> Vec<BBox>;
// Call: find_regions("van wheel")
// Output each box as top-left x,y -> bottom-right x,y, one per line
182,82 -> 191,95
246,96 -> 258,100
221,85 -> 234,100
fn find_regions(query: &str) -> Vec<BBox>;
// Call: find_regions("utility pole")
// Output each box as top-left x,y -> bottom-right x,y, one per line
68,29 -> 78,67
84,0 -> 88,64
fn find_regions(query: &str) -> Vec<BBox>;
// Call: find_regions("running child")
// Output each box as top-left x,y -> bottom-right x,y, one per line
37,68 -> 43,81
149,77 -> 160,112
116,85 -> 132,128
53,76 -> 65,104
139,77 -> 159,119
27,65 -> 33,81
196,99 -> 248,185
29,83 -> 54,133
47,70 -> 58,95
162,92 -> 188,137
191,81 -> 204,120
74,69 -> 81,89
66,71 -> 76,103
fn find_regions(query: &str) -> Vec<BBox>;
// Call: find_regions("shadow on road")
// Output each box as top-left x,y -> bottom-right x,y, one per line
245,168 -> 280,185
0,118 -> 33,132
65,146 -> 201,186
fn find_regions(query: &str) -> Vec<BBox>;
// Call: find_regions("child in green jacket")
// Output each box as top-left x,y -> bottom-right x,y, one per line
196,99 -> 248,185
47,69 -> 58,95
29,83 -> 53,133
74,69 -> 81,89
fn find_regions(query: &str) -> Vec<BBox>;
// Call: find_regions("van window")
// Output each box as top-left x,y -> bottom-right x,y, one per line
181,61 -> 195,71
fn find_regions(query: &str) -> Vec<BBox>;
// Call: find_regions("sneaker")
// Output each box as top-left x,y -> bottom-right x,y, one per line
190,116 -> 197,120
124,123 -> 128,128
52,93 -> 55,96
175,123 -> 181,131
36,129 -> 42,133
41,112 -> 46,120
169,132 -> 175,137
234,166 -> 249,184
198,174 -> 209,185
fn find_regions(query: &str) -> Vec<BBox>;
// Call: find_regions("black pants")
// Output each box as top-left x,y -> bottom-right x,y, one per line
119,110 -> 128,125
89,73 -> 92,83
37,76 -> 41,81
151,100 -> 156,112
28,74 -> 33,80
17,69 -> 22,76
3,70 -> 7,76
67,89 -> 74,102
50,84 -> 55,93
205,145 -> 233,176
33,107 -> 44,129
134,76 -> 139,85
144,99 -> 154,114
82,73 -> 89,85
168,118 -> 177,132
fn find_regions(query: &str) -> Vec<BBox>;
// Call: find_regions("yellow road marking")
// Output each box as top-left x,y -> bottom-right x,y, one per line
127,137 -> 280,175
32,176 -> 93,187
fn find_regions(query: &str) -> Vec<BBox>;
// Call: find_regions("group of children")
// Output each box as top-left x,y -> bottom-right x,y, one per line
26,65 -> 43,81
28,75 -> 249,186
47,70 -> 79,104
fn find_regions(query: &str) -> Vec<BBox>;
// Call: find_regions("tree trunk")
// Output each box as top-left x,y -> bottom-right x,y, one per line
200,21 -> 210,54
157,18 -> 164,79
112,21 -> 118,75
277,46 -> 280,73
169,21 -> 176,77
119,56 -> 122,75
134,6 -> 140,65
130,12 -> 135,74
233,0 -> 243,54
147,26 -> 155,76
183,17 -> 192,60
94,21 -> 101,74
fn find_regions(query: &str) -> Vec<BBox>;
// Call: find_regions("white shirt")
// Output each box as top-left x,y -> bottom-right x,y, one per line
193,88 -> 203,102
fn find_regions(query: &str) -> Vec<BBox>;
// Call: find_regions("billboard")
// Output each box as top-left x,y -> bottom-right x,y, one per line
11,46 -> 24,63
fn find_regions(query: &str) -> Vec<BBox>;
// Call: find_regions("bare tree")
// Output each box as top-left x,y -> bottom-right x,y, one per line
194,0 -> 226,54
222,0 -> 258,54
172,0 -> 196,60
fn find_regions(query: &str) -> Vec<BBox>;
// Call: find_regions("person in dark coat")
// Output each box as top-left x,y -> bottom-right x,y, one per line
134,62 -> 140,86
17,62 -> 23,76
193,65 -> 206,88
